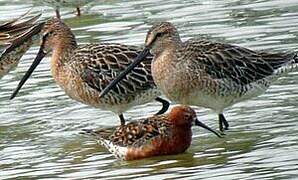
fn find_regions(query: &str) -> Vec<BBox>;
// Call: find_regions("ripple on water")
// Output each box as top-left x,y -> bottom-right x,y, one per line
1,0 -> 298,179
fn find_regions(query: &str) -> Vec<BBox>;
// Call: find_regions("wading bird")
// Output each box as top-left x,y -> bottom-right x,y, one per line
99,22 -> 298,131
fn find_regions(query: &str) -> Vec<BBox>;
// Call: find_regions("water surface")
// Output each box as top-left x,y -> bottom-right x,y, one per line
1,0 -> 298,179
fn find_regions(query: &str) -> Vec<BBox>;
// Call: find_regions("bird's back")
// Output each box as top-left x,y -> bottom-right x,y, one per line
180,39 -> 298,86
168,39 -> 298,110
82,117 -> 171,160
61,43 -> 159,113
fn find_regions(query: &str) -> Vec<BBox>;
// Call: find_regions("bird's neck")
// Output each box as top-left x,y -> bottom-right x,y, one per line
51,35 -> 77,82
53,35 -> 77,63
163,125 -> 192,154
152,37 -> 182,58
151,39 -> 183,100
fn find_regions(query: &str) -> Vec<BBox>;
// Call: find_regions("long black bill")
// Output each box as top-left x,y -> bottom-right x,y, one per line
10,45 -> 47,100
195,119 -> 222,138
99,47 -> 151,98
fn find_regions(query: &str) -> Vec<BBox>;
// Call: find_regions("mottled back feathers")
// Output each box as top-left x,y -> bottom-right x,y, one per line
70,43 -> 155,96
83,116 -> 171,148
182,39 -> 297,85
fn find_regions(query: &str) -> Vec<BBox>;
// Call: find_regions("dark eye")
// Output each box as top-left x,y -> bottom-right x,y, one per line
42,31 -> 54,41
184,113 -> 191,119
42,33 -> 49,41
155,32 -> 163,38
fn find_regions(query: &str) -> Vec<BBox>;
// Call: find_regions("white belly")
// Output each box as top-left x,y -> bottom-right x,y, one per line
172,79 -> 270,114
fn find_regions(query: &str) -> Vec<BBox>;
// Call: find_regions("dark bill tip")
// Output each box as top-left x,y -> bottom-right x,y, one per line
10,47 -> 47,100
195,119 -> 223,138
99,47 -> 151,98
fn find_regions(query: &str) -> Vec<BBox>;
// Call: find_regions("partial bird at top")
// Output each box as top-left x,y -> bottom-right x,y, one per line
32,0 -> 96,19
0,10 -> 44,79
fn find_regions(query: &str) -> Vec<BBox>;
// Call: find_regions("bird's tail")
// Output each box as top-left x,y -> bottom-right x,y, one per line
272,52 -> 298,75
0,10 -> 41,45
80,129 -> 98,137
80,128 -> 114,139
81,128 -> 126,160
80,128 -> 112,148
294,53 -> 298,63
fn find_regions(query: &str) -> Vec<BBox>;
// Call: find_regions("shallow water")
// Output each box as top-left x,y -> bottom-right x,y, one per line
1,0 -> 298,179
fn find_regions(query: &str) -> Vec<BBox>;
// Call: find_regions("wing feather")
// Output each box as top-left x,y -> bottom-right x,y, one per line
71,43 -> 155,96
182,39 -> 296,85
86,116 -> 171,147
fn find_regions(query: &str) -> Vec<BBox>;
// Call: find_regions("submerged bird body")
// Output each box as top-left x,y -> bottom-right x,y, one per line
99,22 -> 298,131
82,105 -> 221,160
0,12 -> 43,79
11,19 -> 169,125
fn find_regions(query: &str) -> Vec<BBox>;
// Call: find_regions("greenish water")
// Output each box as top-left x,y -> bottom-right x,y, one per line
1,0 -> 298,179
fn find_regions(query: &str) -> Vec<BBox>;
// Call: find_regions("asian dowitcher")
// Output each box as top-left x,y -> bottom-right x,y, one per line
99,22 -> 298,132
0,12 -> 43,79
81,105 -> 221,161
32,0 -> 95,19
10,18 -> 170,125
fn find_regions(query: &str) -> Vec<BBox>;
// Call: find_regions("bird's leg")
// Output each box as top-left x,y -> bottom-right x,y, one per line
219,118 -> 223,132
154,97 -> 170,115
119,114 -> 125,126
55,8 -> 61,19
221,114 -> 229,130
76,7 -> 81,16
218,113 -> 229,132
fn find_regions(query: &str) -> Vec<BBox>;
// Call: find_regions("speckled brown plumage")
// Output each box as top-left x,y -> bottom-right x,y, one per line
86,116 -> 171,147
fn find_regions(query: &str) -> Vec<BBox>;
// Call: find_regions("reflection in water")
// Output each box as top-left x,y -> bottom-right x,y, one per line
0,0 -> 298,179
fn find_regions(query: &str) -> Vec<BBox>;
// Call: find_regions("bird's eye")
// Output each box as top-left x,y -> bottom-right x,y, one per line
42,33 -> 48,40
184,113 -> 191,119
42,31 -> 54,41
155,32 -> 163,38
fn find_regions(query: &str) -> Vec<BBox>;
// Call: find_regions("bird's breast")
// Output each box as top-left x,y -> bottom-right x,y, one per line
151,51 -> 183,99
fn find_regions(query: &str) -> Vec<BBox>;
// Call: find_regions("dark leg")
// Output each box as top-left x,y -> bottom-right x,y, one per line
55,8 -> 61,19
219,116 -> 224,132
76,7 -> 81,16
119,114 -> 125,126
155,97 -> 170,115
219,113 -> 229,132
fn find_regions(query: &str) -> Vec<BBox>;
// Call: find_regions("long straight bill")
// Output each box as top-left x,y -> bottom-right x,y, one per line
99,47 -> 151,98
10,46 -> 47,100
195,119 -> 222,138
